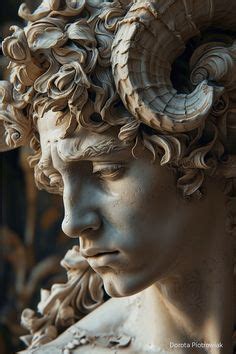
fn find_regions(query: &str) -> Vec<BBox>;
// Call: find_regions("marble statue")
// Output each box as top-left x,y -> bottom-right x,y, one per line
0,0 -> 236,353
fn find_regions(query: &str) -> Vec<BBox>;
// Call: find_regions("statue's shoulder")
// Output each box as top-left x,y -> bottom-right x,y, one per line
21,296 -> 137,354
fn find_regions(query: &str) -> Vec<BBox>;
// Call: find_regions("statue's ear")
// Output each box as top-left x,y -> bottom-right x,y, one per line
0,80 -> 32,152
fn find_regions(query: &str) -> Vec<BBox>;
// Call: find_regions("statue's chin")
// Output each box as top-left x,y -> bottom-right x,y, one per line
102,275 -> 132,298
102,272 -> 147,298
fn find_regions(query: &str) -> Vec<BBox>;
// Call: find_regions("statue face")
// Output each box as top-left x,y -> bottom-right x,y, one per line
38,112 -> 195,297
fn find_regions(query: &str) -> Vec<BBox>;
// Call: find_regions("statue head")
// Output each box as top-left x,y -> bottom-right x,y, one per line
0,0 -> 236,297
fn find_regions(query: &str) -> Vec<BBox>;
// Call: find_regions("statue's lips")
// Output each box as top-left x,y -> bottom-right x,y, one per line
84,250 -> 120,268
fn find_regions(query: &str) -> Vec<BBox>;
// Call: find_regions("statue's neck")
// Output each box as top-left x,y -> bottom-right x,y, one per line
144,220 -> 234,353
158,258 -> 232,350
123,190 -> 234,353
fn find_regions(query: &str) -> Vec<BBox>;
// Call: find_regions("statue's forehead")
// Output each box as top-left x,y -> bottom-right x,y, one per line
37,110 -> 126,162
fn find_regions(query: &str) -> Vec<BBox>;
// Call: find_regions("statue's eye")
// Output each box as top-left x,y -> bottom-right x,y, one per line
92,163 -> 125,180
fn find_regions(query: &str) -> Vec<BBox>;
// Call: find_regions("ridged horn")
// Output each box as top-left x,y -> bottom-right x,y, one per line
112,0 -> 236,133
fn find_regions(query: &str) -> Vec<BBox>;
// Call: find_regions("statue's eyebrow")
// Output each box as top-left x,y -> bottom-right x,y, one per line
57,138 -> 130,162
80,138 -> 129,159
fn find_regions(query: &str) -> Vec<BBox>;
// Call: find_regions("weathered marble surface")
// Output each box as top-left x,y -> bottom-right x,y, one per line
0,0 -> 236,353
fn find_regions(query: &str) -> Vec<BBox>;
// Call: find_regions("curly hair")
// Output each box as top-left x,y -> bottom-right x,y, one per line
0,0 -> 235,201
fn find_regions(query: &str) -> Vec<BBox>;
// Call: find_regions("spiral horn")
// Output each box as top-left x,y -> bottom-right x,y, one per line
112,0 -> 236,133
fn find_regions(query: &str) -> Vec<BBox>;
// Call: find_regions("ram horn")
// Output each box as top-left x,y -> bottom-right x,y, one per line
112,0 -> 236,133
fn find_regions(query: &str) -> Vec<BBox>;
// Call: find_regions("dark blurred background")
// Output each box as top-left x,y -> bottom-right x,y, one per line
0,2 -> 73,353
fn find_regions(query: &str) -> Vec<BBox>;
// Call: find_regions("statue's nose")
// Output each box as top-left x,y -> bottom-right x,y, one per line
62,209 -> 101,238
61,182 -> 102,239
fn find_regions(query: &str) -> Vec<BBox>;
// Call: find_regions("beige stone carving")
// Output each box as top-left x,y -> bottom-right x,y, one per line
20,246 -> 104,349
0,0 -> 236,353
